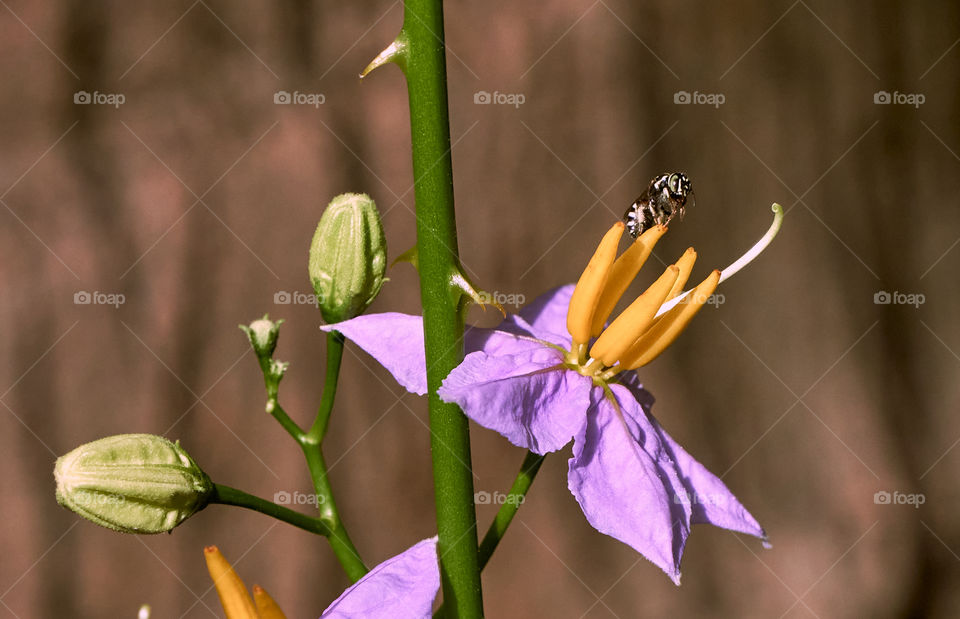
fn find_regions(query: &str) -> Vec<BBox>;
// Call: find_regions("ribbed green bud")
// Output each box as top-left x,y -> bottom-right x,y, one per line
309,193 -> 387,323
54,434 -> 213,534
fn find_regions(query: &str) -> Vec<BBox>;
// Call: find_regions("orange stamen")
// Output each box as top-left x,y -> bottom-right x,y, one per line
667,248 -> 697,300
590,265 -> 679,366
204,546 -> 259,619
253,585 -> 288,619
566,222 -> 624,345
590,225 -> 667,337
620,269 -> 721,369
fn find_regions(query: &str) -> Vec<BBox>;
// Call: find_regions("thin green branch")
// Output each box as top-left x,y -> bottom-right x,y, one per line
246,327 -> 367,582
301,330 -> 368,582
307,330 -> 345,442
209,483 -> 330,536
267,401 -> 304,441
302,442 -> 368,582
478,451 -> 545,569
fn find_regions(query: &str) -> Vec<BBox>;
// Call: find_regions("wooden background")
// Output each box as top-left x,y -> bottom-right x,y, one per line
1,1 -> 958,617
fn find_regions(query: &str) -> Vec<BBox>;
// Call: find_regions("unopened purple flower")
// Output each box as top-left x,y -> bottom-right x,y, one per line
325,207 -> 782,583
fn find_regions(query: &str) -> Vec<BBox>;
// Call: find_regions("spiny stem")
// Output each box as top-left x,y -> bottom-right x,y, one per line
399,0 -> 483,614
434,451 -> 546,618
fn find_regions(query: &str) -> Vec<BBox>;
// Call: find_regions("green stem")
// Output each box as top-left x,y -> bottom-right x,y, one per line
433,451 -> 546,618
301,330 -> 368,582
249,328 -> 366,581
307,331 -> 345,442
477,451 -> 545,569
397,0 -> 483,616
209,483 -> 330,536
302,441 -> 368,582
267,401 -> 304,441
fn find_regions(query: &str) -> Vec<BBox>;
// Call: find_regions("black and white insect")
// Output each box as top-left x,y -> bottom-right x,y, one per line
622,172 -> 694,239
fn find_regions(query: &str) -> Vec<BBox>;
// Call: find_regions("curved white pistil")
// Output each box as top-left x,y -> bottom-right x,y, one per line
655,203 -> 783,318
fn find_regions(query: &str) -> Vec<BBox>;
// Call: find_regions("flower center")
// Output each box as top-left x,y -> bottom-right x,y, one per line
564,204 -> 783,384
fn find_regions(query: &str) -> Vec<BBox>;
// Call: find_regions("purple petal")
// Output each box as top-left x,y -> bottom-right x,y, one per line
615,377 -> 767,542
438,346 -> 590,454
568,385 -> 690,583
321,537 -> 439,619
323,314 -> 429,395
464,324 -> 552,357
325,314 -> 555,396
649,417 -> 768,541
508,285 -> 575,347
613,371 -> 656,411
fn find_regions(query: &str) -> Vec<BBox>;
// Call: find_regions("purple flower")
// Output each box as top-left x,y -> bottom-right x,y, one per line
322,537 -> 440,619
324,208 -> 782,583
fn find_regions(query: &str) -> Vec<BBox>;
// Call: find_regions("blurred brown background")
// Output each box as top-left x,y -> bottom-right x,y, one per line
2,0 -> 958,617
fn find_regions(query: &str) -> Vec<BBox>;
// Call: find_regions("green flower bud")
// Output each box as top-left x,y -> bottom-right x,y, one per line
54,434 -> 213,534
309,193 -> 387,323
240,314 -> 282,359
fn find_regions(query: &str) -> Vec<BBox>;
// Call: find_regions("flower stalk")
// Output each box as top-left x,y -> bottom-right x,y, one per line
477,450 -> 546,569
209,483 -> 331,537
242,321 -> 367,582
372,0 -> 485,614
